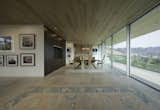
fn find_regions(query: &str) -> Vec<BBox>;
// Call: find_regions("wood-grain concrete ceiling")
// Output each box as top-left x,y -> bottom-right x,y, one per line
0,0 -> 160,45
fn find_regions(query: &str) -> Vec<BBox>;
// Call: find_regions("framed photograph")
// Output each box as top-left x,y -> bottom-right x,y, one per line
19,34 -> 35,49
0,36 -> 14,52
0,55 -> 4,66
21,53 -> 35,66
6,55 -> 18,67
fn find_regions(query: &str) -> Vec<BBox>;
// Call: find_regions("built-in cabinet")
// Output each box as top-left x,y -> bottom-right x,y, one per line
44,31 -> 66,75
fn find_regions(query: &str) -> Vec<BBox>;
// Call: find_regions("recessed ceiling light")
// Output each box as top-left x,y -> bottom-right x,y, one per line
82,48 -> 90,51
51,34 -> 57,37
54,27 -> 57,30
58,37 -> 62,40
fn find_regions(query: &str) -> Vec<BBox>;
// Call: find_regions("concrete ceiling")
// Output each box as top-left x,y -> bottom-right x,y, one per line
0,0 -> 160,45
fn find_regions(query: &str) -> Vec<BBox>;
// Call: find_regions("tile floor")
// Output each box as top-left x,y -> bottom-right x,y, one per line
0,66 -> 160,110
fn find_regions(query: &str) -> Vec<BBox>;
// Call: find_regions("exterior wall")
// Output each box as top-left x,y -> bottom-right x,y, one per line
0,25 -> 44,77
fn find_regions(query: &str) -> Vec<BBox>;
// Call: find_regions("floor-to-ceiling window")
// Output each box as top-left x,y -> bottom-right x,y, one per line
102,4 -> 160,90
97,44 -> 102,60
105,37 -> 112,68
130,5 -> 160,87
112,27 -> 127,73
101,41 -> 106,61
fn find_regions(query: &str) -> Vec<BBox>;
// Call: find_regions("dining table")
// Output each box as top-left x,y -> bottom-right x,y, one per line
74,56 -> 97,69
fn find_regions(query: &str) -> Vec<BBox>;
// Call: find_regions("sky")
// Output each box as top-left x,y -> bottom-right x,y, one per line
113,30 -> 160,48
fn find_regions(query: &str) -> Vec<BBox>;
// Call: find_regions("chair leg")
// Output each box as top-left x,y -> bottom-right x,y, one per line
92,63 -> 96,69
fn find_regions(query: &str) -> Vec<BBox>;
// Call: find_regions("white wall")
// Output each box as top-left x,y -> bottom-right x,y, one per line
0,25 -> 44,77
92,45 -> 102,61
66,42 -> 75,65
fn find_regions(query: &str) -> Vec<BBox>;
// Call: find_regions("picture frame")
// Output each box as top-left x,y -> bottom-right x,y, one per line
19,34 -> 35,49
0,55 -> 4,66
20,53 -> 35,66
0,36 -> 14,52
6,55 -> 18,67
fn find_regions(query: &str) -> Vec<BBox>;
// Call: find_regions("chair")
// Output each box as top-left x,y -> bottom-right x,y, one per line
91,57 -> 97,69
97,55 -> 105,66
73,56 -> 81,69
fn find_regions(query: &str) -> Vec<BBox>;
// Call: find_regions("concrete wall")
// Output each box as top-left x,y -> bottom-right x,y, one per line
0,25 -> 44,77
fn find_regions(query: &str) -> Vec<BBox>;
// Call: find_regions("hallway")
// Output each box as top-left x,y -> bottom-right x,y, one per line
0,66 -> 160,110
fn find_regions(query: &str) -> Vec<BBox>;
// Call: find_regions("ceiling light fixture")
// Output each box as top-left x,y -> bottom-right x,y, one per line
54,27 -> 57,30
58,37 -> 62,41
51,34 -> 57,37
82,48 -> 90,51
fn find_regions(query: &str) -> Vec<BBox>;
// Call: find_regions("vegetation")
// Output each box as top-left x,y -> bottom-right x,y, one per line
112,54 -> 160,73
131,55 -> 160,73
112,55 -> 127,64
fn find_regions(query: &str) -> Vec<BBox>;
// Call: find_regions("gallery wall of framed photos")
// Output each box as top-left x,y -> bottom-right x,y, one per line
0,25 -> 44,77
0,34 -> 36,67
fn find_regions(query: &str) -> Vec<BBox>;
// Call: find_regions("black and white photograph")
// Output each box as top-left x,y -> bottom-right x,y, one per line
21,53 -> 35,66
0,36 -> 13,51
20,34 -> 35,49
6,55 -> 18,67
0,55 -> 4,66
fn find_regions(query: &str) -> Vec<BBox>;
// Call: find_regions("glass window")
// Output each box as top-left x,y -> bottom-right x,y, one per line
130,6 -> 160,87
97,44 -> 102,60
105,37 -> 112,67
112,27 -> 127,73
101,41 -> 106,61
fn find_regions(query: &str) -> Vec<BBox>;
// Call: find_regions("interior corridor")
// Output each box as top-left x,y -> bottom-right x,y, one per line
0,66 -> 160,110
0,0 -> 160,110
